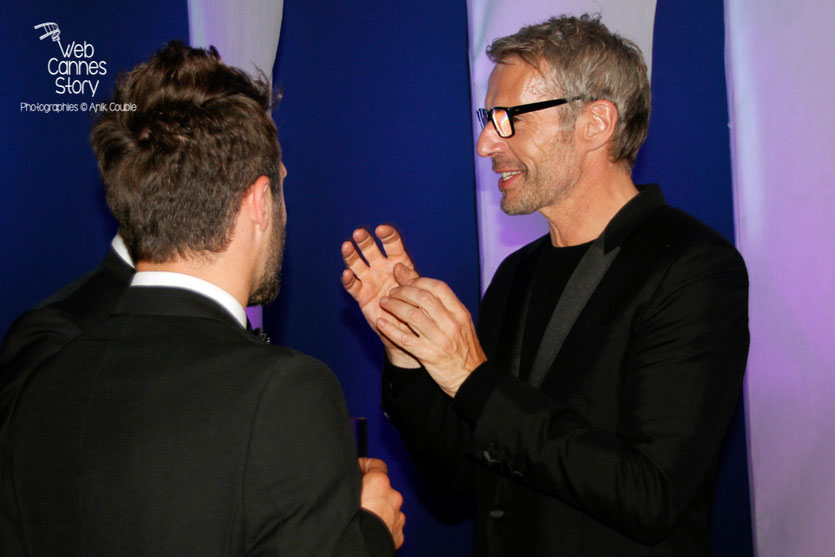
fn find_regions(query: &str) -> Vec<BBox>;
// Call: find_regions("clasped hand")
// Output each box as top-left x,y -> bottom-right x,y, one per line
358,457 -> 405,549
342,226 -> 486,397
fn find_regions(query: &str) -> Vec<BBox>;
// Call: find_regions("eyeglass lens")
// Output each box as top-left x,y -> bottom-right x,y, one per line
477,107 -> 514,138
493,108 -> 512,137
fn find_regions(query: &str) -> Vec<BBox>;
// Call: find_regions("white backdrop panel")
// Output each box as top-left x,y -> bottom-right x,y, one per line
188,0 -> 283,80
187,0 -> 284,329
726,2 -> 835,556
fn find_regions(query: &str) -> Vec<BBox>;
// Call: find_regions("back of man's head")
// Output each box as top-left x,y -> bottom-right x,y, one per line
91,41 -> 281,263
488,14 -> 651,169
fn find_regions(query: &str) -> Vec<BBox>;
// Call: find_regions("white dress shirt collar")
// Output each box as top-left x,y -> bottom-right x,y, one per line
111,234 -> 134,268
130,271 -> 248,328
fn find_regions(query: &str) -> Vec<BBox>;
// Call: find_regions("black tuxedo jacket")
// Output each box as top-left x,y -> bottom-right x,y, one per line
0,246 -> 134,392
1,287 -> 392,556
383,186 -> 749,556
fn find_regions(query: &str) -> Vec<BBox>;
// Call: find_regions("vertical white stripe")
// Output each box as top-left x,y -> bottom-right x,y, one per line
186,0 -> 284,329
726,2 -> 835,556
187,0 -> 284,82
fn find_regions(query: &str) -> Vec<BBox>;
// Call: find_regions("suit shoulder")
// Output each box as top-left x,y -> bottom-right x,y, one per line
628,205 -> 747,275
638,205 -> 734,248
2,304 -> 81,341
0,305 -> 84,376
235,341 -> 341,393
50,270 -> 127,328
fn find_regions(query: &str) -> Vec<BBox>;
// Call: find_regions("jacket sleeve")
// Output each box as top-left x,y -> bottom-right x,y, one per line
382,360 -> 477,494
454,243 -> 749,544
244,353 -> 394,556
379,246 -> 532,496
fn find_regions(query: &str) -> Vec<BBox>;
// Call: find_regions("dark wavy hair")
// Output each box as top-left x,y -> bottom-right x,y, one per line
91,40 -> 281,263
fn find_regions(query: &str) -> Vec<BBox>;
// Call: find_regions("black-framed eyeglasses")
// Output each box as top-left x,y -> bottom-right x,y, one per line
476,97 -> 582,138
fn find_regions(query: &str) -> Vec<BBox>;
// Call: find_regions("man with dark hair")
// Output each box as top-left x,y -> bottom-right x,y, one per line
342,15 -> 748,555
2,41 -> 404,556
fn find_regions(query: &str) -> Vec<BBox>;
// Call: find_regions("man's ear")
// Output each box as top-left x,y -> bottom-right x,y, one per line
244,175 -> 272,232
578,99 -> 618,154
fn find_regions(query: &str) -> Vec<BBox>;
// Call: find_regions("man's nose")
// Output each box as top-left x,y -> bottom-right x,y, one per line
476,124 -> 506,159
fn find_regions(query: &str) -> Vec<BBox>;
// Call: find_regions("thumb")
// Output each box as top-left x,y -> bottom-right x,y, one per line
393,262 -> 419,285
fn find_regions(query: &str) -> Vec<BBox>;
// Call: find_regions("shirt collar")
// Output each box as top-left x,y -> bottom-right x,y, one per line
111,234 -> 135,268
130,271 -> 247,328
601,184 -> 666,252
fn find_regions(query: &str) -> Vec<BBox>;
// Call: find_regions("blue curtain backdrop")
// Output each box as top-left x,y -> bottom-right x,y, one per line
264,2 -> 480,555
634,2 -> 752,554
0,0 -> 189,336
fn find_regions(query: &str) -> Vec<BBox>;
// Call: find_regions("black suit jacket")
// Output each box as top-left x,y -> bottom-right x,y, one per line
383,186 -> 749,556
0,246 -> 134,392
1,287 -> 393,556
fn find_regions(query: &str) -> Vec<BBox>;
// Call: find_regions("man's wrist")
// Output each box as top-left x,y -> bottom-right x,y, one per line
384,347 -> 421,369
382,355 -> 426,397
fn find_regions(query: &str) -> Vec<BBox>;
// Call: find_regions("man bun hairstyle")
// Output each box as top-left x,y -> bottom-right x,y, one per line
91,40 -> 281,263
487,14 -> 651,169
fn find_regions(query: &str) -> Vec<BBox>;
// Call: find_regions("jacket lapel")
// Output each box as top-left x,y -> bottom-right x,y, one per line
495,237 -> 547,378
100,247 -> 136,286
527,239 -> 620,388
523,185 -> 667,387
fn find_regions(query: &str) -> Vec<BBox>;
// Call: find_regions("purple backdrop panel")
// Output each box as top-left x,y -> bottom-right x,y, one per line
726,3 -> 835,556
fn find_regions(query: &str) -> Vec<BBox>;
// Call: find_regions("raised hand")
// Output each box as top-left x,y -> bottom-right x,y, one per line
377,264 -> 487,397
342,225 -> 420,368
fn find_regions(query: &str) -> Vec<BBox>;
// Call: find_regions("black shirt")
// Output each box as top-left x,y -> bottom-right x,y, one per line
519,240 -> 592,380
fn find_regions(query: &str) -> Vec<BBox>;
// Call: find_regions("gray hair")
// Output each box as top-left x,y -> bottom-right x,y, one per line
487,14 -> 651,169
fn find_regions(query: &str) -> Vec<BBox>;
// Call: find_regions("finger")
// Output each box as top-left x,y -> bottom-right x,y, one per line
393,262 -> 420,285
393,512 -> 406,549
376,225 -> 412,262
341,269 -> 362,299
395,273 -> 468,318
376,317 -> 420,352
379,296 -> 433,333
393,523 -> 405,549
393,272 -> 444,293
359,457 -> 388,475
379,297 -> 451,353
378,308 -> 415,336
386,286 -> 440,312
352,228 -> 387,265
376,311 -> 420,352
385,286 -> 456,329
425,279 -> 465,311
341,240 -> 369,278
427,280 -> 472,322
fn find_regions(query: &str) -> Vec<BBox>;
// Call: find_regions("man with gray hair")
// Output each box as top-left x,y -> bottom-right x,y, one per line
342,14 -> 748,555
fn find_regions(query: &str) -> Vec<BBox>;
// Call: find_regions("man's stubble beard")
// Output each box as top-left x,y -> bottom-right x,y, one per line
500,131 -> 580,216
247,204 -> 286,306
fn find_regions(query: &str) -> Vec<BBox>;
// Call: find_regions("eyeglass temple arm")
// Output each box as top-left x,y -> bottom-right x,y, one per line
507,96 -> 584,118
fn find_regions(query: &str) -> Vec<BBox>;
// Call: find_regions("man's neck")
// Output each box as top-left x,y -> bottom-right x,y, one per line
540,164 -> 638,247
